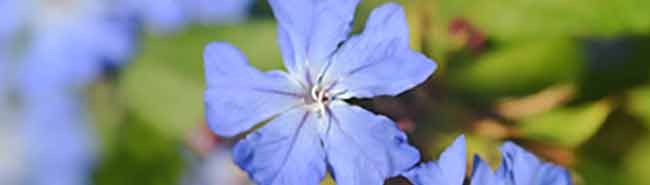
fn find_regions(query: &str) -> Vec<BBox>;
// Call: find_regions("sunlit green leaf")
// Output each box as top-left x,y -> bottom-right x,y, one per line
518,100 -> 612,147
438,0 -> 650,41
626,86 -> 650,129
466,135 -> 501,168
623,135 -> 650,185
120,61 -> 203,137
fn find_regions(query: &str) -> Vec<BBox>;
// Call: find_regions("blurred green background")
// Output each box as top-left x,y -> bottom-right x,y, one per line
88,0 -> 650,184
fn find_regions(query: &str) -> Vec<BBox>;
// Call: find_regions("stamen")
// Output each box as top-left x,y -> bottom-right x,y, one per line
310,84 -> 319,103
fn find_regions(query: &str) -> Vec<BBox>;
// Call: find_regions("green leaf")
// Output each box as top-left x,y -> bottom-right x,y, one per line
576,156 -> 625,185
449,40 -> 583,101
626,86 -> 650,129
94,113 -> 184,185
88,81 -> 125,151
438,0 -> 650,41
139,20 -> 284,82
623,135 -> 650,185
518,100 -> 612,147
119,61 -> 203,138
465,135 -> 502,168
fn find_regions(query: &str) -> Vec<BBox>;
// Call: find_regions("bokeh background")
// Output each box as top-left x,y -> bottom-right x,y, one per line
1,0 -> 650,185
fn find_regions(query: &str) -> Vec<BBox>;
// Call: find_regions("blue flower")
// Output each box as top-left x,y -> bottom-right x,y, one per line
0,52 -> 7,107
118,0 -> 188,34
203,1 -> 436,184
18,0 -> 137,85
21,90 -> 96,185
403,135 -> 467,185
19,31 -> 99,185
184,0 -> 253,25
0,0 -> 23,42
118,0 -> 254,34
471,142 -> 572,185
12,1 -> 136,184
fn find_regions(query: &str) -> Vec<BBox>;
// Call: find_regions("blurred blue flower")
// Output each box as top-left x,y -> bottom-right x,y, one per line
118,0 -> 187,34
23,0 -> 137,81
17,25 -> 96,185
118,0 -> 253,34
471,142 -> 572,185
203,1 -> 436,184
21,89 -> 96,185
184,0 -> 253,25
403,135 -> 467,185
0,50 -> 7,113
11,1 -> 138,185
18,33 -> 98,185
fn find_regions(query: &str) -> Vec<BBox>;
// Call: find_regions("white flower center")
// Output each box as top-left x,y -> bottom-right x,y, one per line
305,83 -> 330,114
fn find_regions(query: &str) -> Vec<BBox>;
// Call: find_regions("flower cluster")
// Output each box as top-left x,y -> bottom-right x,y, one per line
404,136 -> 572,185
202,0 -> 573,185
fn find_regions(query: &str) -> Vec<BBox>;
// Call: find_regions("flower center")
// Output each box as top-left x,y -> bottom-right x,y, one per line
306,84 -> 330,109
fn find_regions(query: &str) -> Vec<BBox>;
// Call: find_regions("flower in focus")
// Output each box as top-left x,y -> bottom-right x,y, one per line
403,135 -> 467,185
203,0 -> 437,184
471,142 -> 572,185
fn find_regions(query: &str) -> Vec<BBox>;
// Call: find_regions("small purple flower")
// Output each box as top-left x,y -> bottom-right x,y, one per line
471,142 -> 572,185
403,135 -> 467,185
203,1 -> 436,184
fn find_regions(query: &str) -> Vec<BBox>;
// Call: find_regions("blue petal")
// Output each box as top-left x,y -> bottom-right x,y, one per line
203,42 -> 303,137
537,164 -> 572,185
497,142 -> 572,185
269,0 -> 360,77
0,53 -> 6,96
322,102 -> 420,185
0,0 -> 23,40
470,156 -> 499,185
323,3 -> 436,98
233,108 -> 326,185
497,142 -> 543,185
404,135 -> 467,185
